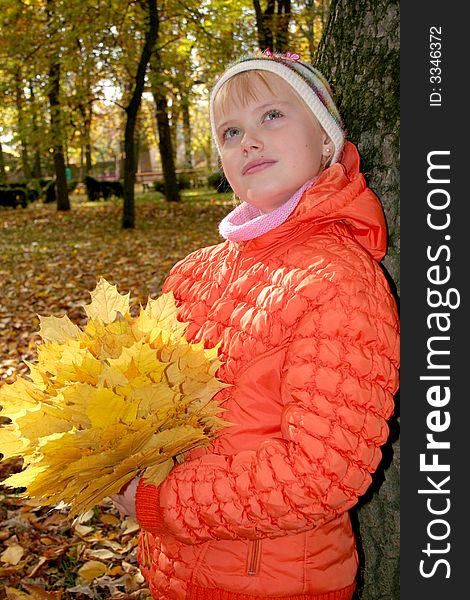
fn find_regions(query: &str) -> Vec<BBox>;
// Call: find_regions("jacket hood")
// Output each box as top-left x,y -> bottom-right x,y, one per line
292,141 -> 388,261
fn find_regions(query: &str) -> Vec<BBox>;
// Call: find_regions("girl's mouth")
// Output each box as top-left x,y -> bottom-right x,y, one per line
242,159 -> 277,175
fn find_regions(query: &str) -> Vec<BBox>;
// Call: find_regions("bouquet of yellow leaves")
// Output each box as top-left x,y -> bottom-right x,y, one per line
0,278 -> 228,516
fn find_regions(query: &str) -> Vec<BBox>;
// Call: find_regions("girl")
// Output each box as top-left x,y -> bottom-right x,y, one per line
113,51 -> 400,600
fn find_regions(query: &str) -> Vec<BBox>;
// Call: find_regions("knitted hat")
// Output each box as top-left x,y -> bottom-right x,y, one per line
210,51 -> 345,165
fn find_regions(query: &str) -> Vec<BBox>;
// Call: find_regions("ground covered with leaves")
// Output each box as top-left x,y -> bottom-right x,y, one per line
0,191 -> 232,599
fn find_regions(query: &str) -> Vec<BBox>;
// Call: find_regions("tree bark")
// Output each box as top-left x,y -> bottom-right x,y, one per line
181,95 -> 192,168
275,0 -> 291,52
152,81 -> 180,202
79,102 -> 93,176
0,141 -> 6,184
48,61 -> 70,211
45,0 -> 69,210
29,80 -> 42,179
15,72 -> 31,180
122,0 -> 159,229
316,1 -> 400,598
253,1 -> 291,52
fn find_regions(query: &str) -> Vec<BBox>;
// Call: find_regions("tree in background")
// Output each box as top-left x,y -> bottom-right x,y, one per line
253,0 -> 292,52
316,1 -> 400,598
145,0 -> 257,196
121,0 -> 159,229
0,141 -> 6,184
291,0 -> 331,61
0,0 -> 332,208
151,51 -> 181,203
45,0 -> 70,211
27,79 -> 44,179
0,1 -> 48,184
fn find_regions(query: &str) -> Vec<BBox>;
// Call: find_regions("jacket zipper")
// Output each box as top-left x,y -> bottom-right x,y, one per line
227,241 -> 259,578
246,539 -> 261,576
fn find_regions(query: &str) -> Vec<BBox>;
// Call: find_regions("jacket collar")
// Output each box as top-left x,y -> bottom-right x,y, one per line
237,142 -> 387,262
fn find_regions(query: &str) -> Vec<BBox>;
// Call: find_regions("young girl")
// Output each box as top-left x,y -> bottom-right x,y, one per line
113,51 -> 400,600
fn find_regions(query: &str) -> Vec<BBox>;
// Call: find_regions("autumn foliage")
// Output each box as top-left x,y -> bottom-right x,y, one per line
0,278 -> 228,517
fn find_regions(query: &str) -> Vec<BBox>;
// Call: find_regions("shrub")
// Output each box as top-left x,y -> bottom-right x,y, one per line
0,186 -> 28,208
101,180 -> 124,200
43,180 -> 57,204
25,181 -> 41,202
177,173 -> 192,190
153,179 -> 166,194
3,181 -> 39,203
153,174 -> 191,195
84,176 -> 124,201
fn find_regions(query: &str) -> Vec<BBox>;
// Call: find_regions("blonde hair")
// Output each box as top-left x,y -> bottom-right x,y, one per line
214,71 -> 278,115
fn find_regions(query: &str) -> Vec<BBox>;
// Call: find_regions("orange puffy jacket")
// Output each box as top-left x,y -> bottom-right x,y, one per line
135,142 -> 400,600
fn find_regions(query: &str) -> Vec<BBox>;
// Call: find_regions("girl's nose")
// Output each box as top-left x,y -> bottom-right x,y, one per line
241,130 -> 263,152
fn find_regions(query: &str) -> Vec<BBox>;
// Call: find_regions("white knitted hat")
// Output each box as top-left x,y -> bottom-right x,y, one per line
210,51 -> 345,165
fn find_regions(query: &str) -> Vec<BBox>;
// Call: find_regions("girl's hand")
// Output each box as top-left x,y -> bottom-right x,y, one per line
110,477 -> 140,520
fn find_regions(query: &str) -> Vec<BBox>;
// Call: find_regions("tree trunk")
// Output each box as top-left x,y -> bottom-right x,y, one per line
84,144 -> 92,175
0,141 -> 6,184
253,0 -> 274,50
253,1 -> 291,52
80,102 -> 93,176
48,61 -> 70,211
304,0 -> 316,61
122,0 -> 159,229
181,95 -> 193,168
275,0 -> 291,52
15,72 -> 31,180
315,1 -> 400,599
29,81 -> 42,179
152,82 -> 181,202
45,0 -> 69,210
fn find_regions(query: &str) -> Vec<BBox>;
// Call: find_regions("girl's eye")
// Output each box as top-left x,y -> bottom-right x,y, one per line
222,127 -> 240,141
263,109 -> 283,122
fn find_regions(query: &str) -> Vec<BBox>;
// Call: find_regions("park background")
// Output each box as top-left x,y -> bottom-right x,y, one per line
0,1 -> 399,598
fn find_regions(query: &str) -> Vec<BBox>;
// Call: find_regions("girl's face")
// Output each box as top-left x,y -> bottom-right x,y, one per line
213,72 -> 333,213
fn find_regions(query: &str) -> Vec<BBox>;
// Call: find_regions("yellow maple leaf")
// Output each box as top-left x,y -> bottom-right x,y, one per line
83,278 -> 130,324
83,317 -> 135,360
3,463 -> 46,490
130,384 -> 178,420
0,424 -> 28,461
38,314 -> 81,343
107,339 -> 164,380
86,388 -> 138,427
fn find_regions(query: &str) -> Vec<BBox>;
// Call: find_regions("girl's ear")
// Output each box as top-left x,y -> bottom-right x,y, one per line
320,134 -> 335,170
321,134 -> 334,158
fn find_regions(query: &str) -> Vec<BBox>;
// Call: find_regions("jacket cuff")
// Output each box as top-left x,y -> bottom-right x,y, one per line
135,478 -> 165,536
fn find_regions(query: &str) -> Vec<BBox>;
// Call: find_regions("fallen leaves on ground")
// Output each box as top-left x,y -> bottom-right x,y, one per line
0,193 -> 232,598
0,492 -> 149,599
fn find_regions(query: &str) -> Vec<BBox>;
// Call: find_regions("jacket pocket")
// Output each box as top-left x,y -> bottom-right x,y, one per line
246,539 -> 262,576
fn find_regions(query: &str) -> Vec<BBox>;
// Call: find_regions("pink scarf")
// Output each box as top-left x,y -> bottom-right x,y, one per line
218,179 -> 316,242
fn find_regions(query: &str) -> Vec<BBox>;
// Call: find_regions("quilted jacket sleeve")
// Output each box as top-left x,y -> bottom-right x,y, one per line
135,270 -> 400,545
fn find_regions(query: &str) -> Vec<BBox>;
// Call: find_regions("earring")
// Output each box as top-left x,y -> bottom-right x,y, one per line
325,147 -> 331,154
